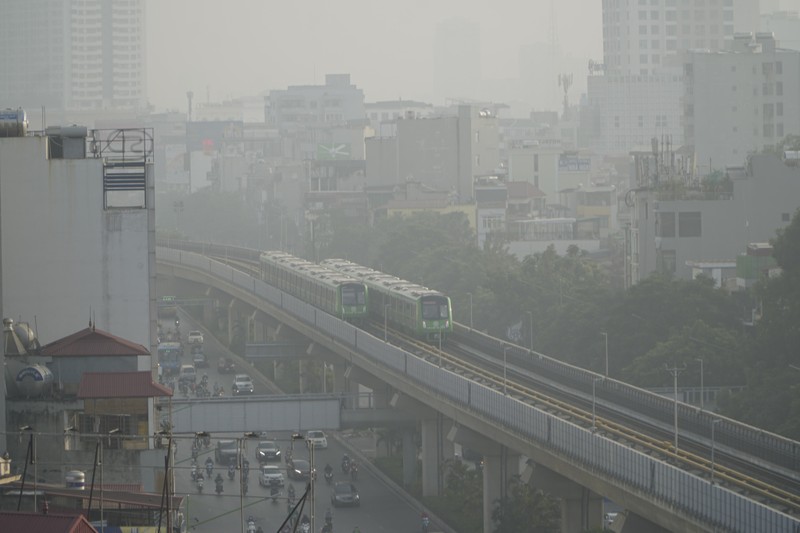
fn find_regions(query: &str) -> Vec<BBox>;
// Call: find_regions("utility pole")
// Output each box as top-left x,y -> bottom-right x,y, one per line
664,364 -> 686,451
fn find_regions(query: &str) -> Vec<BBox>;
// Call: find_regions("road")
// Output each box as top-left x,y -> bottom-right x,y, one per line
167,311 -> 427,533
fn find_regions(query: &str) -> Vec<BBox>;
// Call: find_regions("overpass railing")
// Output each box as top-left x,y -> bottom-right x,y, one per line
158,247 -> 800,533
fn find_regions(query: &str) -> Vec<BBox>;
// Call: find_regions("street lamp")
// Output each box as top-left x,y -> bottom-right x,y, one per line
17,426 -> 35,511
664,364 -> 686,452
526,311 -> 533,351
293,433 -> 316,533
600,332 -> 609,377
592,377 -> 603,430
467,292 -> 473,330
710,419 -> 721,485
384,303 -> 389,342
503,345 -> 510,395
101,428 -> 121,530
695,358 -> 704,410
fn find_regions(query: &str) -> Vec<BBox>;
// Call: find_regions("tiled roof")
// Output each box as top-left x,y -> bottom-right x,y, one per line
0,511 -> 97,533
507,181 -> 546,198
40,327 -> 150,357
77,371 -> 172,399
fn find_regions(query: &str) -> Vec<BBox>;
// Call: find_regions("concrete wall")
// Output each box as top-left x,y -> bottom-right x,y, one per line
0,135 -> 152,348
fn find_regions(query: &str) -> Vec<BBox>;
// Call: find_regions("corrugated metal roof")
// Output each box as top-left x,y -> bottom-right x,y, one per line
77,371 -> 173,399
40,327 -> 150,357
0,511 -> 97,533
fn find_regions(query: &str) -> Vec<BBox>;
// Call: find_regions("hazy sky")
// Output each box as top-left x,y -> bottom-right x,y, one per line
146,0 -> 603,112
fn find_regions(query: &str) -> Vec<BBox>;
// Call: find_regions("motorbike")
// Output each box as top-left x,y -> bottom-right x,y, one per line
270,485 -> 281,502
324,470 -> 333,485
422,515 -> 431,533
228,464 -> 236,481
205,459 -> 213,477
215,479 -> 224,495
341,456 -> 350,474
350,462 -> 358,481
299,521 -> 310,533
196,477 -> 204,494
247,516 -> 257,533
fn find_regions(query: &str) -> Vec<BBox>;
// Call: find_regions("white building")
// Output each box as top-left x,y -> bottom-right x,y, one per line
684,32 -> 800,172
587,0 -> 757,156
0,124 -> 155,351
0,0 -> 147,114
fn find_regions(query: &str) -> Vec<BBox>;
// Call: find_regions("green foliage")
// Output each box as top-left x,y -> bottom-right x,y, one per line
491,475 -> 560,533
441,460 -> 483,530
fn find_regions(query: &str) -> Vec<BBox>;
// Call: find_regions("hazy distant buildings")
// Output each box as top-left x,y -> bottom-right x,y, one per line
267,74 -> 366,133
587,0 -> 761,156
684,32 -> 800,172
761,10 -> 800,50
434,18 -> 482,103
0,0 -> 147,114
365,106 -> 499,204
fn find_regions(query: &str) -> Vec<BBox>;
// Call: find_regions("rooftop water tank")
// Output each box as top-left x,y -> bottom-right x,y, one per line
66,470 -> 86,490
0,108 -> 28,137
15,364 -> 54,398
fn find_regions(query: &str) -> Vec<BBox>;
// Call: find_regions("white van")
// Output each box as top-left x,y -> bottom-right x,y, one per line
178,364 -> 196,383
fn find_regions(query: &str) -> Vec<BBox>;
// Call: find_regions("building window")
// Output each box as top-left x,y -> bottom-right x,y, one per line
776,82 -> 783,96
656,211 -> 676,237
678,211 -> 701,237
776,61 -> 783,74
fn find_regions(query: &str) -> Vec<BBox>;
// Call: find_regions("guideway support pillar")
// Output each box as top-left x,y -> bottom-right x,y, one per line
523,462 -> 604,533
391,394 -> 440,489
447,425 -> 520,533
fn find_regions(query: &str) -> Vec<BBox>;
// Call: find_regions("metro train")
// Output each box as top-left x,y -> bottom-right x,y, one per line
259,251 -> 368,323
321,259 -> 453,343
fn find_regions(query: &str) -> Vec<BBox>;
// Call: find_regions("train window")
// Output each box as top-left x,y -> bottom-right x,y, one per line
341,285 -> 362,305
422,299 -> 448,319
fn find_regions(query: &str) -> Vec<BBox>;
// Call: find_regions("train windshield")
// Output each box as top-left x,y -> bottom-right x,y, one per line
422,297 -> 449,319
341,284 -> 366,305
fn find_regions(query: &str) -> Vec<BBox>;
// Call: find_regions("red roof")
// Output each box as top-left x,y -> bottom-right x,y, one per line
77,371 -> 172,399
40,327 -> 150,357
0,511 -> 97,533
507,180 -> 546,198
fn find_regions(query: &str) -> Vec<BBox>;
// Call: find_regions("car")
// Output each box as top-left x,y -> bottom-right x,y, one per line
287,459 -> 313,480
255,440 -> 281,463
306,430 -> 328,449
187,330 -> 204,345
331,481 -> 360,507
217,357 -> 235,374
259,464 -> 285,487
192,351 -> 208,368
215,439 -> 240,465
232,374 -> 254,395
178,364 -> 196,383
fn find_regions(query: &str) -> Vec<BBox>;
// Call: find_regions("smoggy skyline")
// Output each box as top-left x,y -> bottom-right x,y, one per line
146,0 -> 603,113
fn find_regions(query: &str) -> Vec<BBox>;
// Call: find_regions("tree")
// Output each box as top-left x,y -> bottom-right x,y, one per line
491,475 -> 560,533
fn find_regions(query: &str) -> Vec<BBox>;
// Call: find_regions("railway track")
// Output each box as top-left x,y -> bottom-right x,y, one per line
161,241 -> 800,518
363,320 -> 800,517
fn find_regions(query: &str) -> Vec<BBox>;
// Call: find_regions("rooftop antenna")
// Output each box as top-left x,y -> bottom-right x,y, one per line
186,91 -> 194,122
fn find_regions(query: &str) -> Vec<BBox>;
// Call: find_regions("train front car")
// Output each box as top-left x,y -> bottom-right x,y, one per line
337,279 -> 368,323
419,291 -> 453,342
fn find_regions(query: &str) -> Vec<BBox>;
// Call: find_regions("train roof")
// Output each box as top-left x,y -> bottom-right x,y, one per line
261,251 -> 365,290
322,259 -> 448,302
